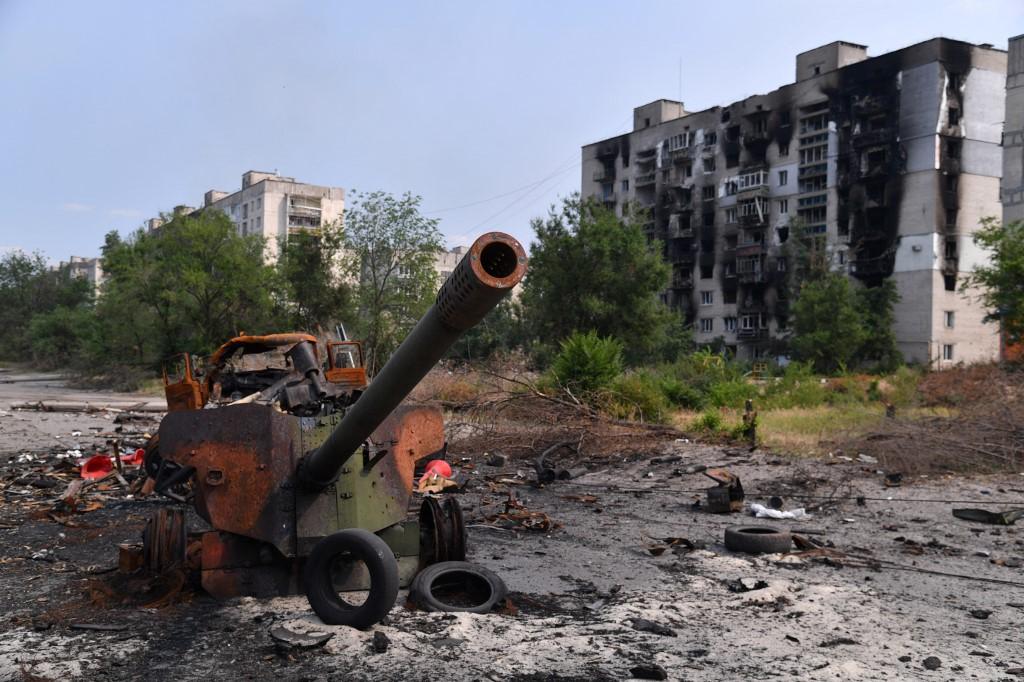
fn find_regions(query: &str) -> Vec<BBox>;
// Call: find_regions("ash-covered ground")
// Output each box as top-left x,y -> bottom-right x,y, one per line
1,368 -> 1023,681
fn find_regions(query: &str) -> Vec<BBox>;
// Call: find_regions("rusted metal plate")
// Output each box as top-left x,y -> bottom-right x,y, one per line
158,404 -> 300,556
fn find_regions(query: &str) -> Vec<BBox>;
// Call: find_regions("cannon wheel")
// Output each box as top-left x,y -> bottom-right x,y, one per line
304,529 -> 399,629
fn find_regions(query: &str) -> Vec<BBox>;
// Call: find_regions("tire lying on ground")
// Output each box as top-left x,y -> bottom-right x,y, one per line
410,561 -> 508,613
724,525 -> 792,554
304,529 -> 399,629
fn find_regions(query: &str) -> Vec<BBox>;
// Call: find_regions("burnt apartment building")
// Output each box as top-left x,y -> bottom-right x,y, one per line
582,39 -> 1007,365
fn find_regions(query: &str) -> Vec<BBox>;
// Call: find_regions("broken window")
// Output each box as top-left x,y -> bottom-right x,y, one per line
702,186 -> 716,200
777,227 -> 789,243
621,179 -> 629,192
780,111 -> 791,126
948,107 -> 960,126
703,212 -> 715,227
705,131 -> 718,145
726,208 -> 738,223
779,143 -> 790,157
724,317 -> 737,332
725,235 -> 738,249
724,290 -> 737,304
945,239 -> 958,259
753,119 -> 767,134
946,209 -> 958,229
777,256 -> 787,271
947,139 -> 961,159
945,175 -> 958,193
684,164 -> 693,178
721,110 -> 731,123
703,157 -> 716,173
944,274 -> 957,291
726,153 -> 739,168
700,265 -> 713,279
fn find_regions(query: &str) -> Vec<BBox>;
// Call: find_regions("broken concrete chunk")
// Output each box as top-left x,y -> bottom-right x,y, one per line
629,663 -> 668,680
269,625 -> 333,649
628,618 -> 677,637
922,656 -> 942,670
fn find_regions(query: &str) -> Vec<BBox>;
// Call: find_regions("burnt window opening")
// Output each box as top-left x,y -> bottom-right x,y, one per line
700,265 -> 714,279
946,139 -> 961,159
701,239 -> 715,253
780,111 -> 791,126
702,185 -> 715,200
753,119 -> 768,134
684,163 -> 693,178
705,131 -> 718,145
721,110 -> 731,123
945,175 -> 958,193
727,125 -> 741,141
726,153 -> 739,168
661,169 -> 670,182
868,115 -> 887,132
867,148 -> 888,167
703,157 -> 716,173
866,185 -> 886,206
948,107 -> 961,126
644,117 -> 651,128
946,209 -> 958,229
725,235 -> 738,249
945,239 -> 958,259
779,143 -> 790,157
777,226 -> 789,243
724,290 -> 737,304
777,256 -> 788,271
702,212 -> 715,227
813,66 -> 821,75
838,218 -> 850,237
944,274 -> 957,292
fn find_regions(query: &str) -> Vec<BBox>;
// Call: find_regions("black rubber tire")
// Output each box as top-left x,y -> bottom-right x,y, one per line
409,561 -> 507,614
724,525 -> 792,554
303,529 -> 399,629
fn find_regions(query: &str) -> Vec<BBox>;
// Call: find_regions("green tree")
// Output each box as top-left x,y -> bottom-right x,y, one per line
275,219 -> 354,333
447,298 -> 525,361
343,191 -> 443,373
789,273 -> 867,373
0,251 -> 92,360
520,195 -> 678,365
855,279 -> 901,371
964,217 -> 1024,345
96,210 -> 279,368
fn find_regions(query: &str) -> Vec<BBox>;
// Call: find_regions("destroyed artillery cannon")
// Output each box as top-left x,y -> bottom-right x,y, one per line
131,232 -> 527,628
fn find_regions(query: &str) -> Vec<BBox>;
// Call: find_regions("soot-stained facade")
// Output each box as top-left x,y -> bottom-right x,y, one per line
582,39 -> 1007,365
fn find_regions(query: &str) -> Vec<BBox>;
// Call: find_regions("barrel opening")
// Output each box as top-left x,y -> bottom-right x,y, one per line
480,242 -> 518,279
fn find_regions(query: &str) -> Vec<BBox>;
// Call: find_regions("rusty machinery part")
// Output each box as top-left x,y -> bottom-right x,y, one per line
303,529 -> 399,629
418,497 -> 467,569
142,508 -> 188,574
409,561 -> 508,614
724,525 -> 792,555
298,231 -> 528,489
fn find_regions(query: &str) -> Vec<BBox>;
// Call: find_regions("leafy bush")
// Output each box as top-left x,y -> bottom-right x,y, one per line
550,331 -> 624,395
608,370 -> 669,422
706,378 -> 758,408
658,375 -> 705,409
691,410 -> 723,432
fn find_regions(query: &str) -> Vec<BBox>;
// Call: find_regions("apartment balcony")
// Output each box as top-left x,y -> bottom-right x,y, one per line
635,172 -> 657,187
738,213 -> 767,228
672,251 -> 696,265
736,242 -> 766,257
288,214 -> 321,229
743,130 -> 771,148
738,301 -> 767,315
288,205 -> 322,219
799,163 -> 828,179
851,128 -> 892,148
737,184 -> 770,199
671,272 -> 694,289
601,192 -> 617,207
737,268 -> 766,284
636,147 -> 657,160
852,95 -> 888,115
737,327 -> 768,340
670,147 -> 693,162
667,215 -> 694,239
597,142 -> 619,159
850,254 -> 895,277
943,157 -> 962,175
592,167 -> 610,182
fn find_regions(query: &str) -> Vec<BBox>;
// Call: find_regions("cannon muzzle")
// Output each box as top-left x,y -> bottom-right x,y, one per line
297,231 -> 527,487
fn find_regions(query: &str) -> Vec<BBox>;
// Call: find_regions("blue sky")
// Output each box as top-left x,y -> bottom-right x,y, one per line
0,0 -> 1020,260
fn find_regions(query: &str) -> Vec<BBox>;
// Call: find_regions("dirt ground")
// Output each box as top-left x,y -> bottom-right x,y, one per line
1,368 -> 1023,681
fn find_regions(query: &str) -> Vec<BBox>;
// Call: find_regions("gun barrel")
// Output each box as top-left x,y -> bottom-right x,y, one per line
298,232 -> 527,487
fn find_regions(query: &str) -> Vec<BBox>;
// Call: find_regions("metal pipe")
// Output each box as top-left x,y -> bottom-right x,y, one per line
298,232 -> 527,488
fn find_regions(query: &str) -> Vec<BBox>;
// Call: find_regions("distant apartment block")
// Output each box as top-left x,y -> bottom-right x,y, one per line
146,171 -> 346,261
61,256 -> 104,296
582,38 -> 1007,366
435,245 -> 469,282
1004,35 -> 1024,225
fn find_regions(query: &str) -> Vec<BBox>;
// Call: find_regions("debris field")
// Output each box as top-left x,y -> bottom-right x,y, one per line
1,368 -> 1023,681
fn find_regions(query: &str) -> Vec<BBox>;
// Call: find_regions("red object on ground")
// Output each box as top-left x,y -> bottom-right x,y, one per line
423,459 -> 452,479
81,455 -> 113,480
120,448 -> 145,466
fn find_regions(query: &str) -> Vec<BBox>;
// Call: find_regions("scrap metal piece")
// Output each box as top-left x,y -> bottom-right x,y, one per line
953,508 -> 1024,526
142,508 -> 187,574
704,468 -> 745,513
